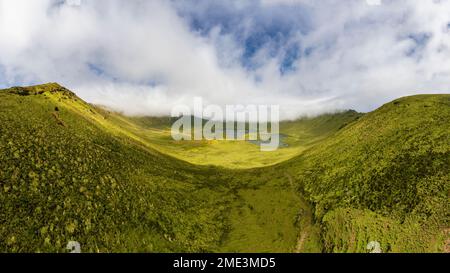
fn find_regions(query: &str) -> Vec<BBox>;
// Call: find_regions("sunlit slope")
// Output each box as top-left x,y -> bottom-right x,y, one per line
0,84 -> 236,252
97,108 -> 361,169
2,83 -> 447,253
280,110 -> 362,146
0,83 -> 305,253
282,94 -> 450,252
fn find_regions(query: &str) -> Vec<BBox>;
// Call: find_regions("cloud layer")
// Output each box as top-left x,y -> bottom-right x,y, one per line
0,0 -> 449,119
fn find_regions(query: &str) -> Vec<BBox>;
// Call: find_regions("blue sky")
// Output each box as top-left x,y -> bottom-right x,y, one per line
174,0 -> 311,72
1,0 -> 450,118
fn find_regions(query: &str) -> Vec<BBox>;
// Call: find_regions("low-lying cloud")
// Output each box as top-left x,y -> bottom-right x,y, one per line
0,0 -> 449,119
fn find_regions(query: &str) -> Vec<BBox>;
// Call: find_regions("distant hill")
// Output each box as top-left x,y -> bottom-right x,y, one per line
0,83 -> 448,253
92,104 -> 361,169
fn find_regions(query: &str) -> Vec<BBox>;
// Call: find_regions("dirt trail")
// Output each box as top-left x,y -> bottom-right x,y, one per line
444,228 -> 450,253
286,174 -> 312,253
295,230 -> 309,253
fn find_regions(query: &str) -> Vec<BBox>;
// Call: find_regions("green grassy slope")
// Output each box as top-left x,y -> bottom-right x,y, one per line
218,169 -> 323,253
1,83 -> 448,253
281,95 -> 450,252
280,110 -> 362,146
0,84 -> 235,252
0,83 -> 307,253
94,107 -> 360,169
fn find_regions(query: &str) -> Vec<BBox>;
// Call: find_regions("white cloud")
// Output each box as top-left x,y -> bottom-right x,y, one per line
0,0 -> 449,119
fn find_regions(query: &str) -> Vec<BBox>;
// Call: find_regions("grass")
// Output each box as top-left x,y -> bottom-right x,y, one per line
0,83 -> 315,253
220,176 -> 323,252
321,208 -> 447,253
282,94 -> 450,252
95,106 -> 360,169
0,83 -> 448,253
0,84 -> 233,252
219,174 -> 304,252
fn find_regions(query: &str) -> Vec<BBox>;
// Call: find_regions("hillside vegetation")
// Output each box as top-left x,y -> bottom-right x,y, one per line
0,84 -> 234,252
93,107 -> 361,169
0,83 -> 310,252
280,95 -> 450,252
0,83 -> 448,253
